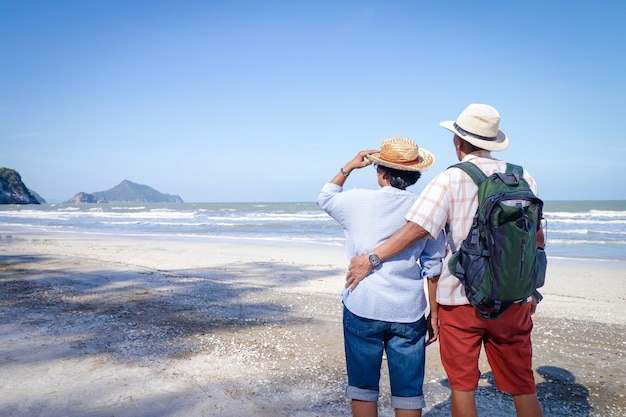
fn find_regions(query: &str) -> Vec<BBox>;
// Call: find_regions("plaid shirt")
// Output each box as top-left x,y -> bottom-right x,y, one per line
405,152 -> 539,305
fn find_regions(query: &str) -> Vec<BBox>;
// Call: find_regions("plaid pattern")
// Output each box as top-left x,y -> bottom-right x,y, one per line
406,152 -> 538,305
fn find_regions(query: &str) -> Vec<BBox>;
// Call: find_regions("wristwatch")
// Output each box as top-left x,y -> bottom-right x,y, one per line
368,252 -> 381,267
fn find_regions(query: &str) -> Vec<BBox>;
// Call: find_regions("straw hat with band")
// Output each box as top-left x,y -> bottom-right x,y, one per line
439,103 -> 509,152
366,137 -> 435,172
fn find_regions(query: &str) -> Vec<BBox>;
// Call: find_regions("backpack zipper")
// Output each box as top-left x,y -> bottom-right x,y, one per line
519,238 -> 526,279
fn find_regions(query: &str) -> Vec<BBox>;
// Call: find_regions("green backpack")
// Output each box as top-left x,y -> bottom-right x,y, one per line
448,162 -> 547,319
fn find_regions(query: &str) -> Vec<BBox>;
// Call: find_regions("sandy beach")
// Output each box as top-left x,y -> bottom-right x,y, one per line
0,230 -> 624,417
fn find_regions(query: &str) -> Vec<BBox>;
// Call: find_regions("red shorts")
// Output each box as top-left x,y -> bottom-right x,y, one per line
439,303 -> 537,394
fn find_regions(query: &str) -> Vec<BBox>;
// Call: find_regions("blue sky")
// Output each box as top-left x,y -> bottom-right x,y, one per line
1,1 -> 625,202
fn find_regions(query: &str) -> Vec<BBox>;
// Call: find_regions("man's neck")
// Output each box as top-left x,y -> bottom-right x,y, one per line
462,150 -> 492,161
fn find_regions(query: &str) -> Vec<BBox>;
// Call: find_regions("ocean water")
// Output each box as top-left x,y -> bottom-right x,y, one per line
542,200 -> 626,262
1,200 -> 625,262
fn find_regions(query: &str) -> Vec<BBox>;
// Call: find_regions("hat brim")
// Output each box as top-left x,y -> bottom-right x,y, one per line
439,120 -> 509,152
366,148 -> 435,172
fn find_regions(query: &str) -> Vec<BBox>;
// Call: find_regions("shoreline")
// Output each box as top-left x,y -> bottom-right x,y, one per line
4,225 -> 626,264
1,230 -> 624,416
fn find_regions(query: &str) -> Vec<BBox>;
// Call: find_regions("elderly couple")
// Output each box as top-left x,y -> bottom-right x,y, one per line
318,104 -> 544,417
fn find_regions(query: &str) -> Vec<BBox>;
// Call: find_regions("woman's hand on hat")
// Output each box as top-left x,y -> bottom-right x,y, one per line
331,150 -> 378,186
345,150 -> 378,173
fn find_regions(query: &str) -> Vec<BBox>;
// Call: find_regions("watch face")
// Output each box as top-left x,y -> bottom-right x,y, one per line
369,253 -> 380,266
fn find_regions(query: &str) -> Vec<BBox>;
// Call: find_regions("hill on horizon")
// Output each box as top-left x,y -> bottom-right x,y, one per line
68,180 -> 183,203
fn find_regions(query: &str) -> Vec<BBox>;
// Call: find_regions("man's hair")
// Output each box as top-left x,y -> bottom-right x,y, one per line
376,165 -> 421,190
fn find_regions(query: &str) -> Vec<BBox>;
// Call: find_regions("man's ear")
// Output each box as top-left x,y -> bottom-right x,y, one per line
453,135 -> 462,150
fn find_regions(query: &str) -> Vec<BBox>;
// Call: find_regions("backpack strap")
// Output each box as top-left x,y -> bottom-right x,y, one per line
445,162 -> 488,253
454,162 -> 525,186
449,161 -> 487,187
504,163 -> 524,184
506,163 -> 523,175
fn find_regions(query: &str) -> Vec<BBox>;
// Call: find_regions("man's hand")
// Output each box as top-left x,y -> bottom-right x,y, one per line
426,276 -> 440,346
346,254 -> 372,291
347,222 -> 430,291
426,312 -> 439,346
529,295 -> 539,315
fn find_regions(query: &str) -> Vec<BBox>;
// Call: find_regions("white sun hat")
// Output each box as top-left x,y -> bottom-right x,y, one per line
439,103 -> 509,151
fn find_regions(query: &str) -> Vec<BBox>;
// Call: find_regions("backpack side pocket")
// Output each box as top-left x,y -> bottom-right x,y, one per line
535,247 -> 547,289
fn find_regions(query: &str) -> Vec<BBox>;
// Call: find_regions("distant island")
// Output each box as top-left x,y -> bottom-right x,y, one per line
0,167 -> 43,204
67,180 -> 184,203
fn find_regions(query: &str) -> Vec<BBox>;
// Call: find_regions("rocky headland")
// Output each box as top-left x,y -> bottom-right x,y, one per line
0,168 -> 43,204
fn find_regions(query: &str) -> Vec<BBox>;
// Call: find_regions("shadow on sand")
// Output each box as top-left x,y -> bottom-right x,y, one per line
0,253 -> 348,416
423,367 -> 591,417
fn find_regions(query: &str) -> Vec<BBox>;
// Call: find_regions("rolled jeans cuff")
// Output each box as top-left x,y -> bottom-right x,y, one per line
391,394 -> 426,410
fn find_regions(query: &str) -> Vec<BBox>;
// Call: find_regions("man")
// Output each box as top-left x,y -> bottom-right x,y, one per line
347,104 -> 545,417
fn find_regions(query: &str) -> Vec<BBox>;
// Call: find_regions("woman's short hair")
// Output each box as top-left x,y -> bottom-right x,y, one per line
376,165 -> 421,190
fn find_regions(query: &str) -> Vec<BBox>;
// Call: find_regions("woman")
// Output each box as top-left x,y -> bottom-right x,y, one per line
317,137 -> 445,417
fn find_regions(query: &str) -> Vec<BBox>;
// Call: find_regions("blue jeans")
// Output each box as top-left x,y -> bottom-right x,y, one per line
343,306 -> 427,410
